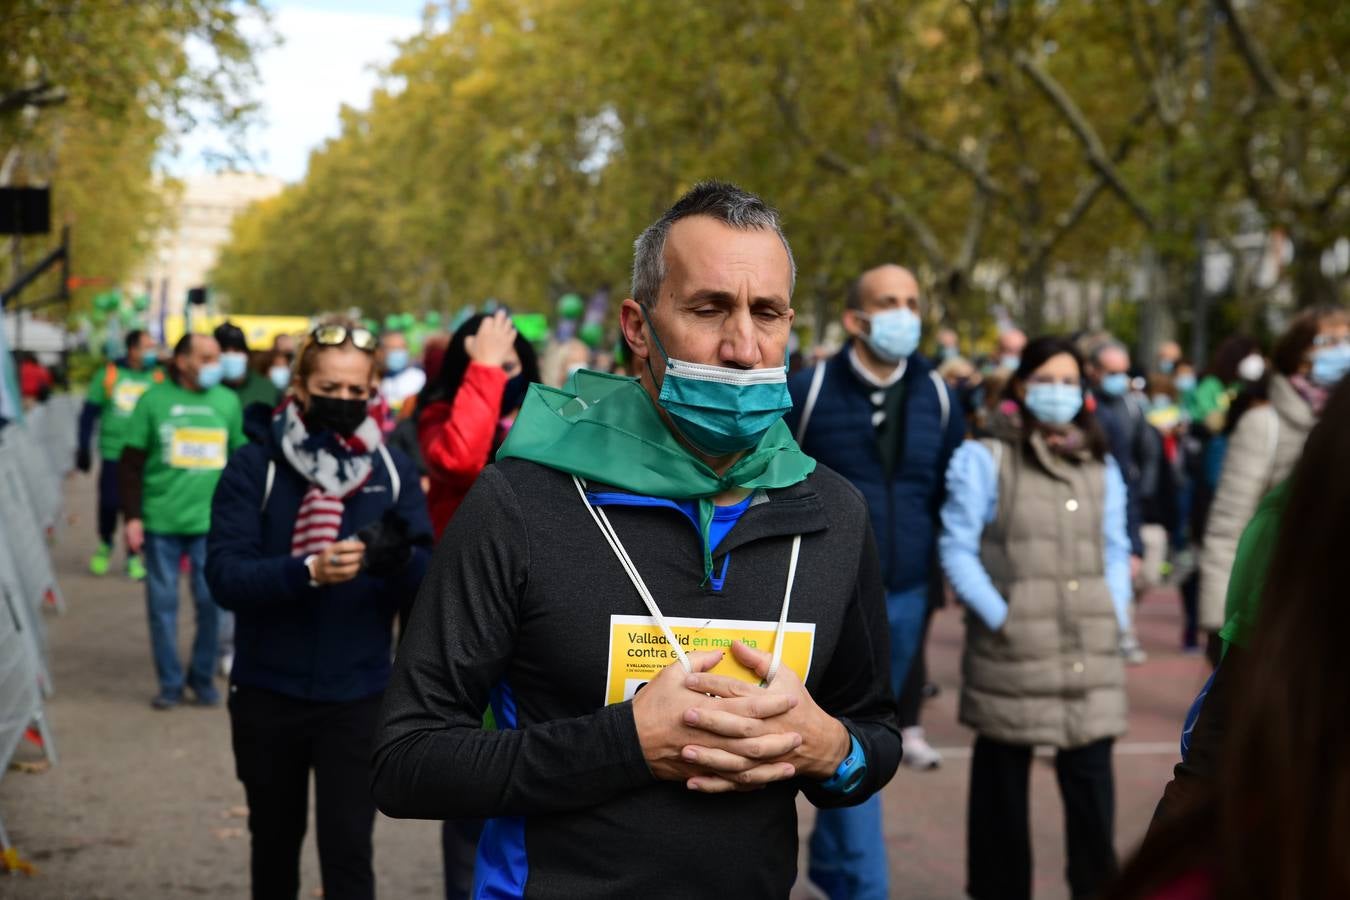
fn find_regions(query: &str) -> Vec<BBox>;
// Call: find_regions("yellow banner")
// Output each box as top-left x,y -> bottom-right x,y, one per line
604,614 -> 816,706
164,314 -> 312,350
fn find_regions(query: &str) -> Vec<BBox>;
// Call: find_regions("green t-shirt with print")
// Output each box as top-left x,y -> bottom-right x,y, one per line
86,362 -> 162,461
123,380 -> 245,535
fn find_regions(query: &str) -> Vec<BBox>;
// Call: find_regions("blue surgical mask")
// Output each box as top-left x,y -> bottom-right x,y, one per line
141,349 -> 158,367
197,362 -> 224,390
1311,344 -> 1350,388
1158,359 -> 1176,375
1025,383 -> 1083,426
268,365 -> 291,390
1100,372 -> 1130,397
642,308 -> 792,455
1000,354 -> 1021,372
862,308 -> 921,363
1175,373 -> 1197,393
385,348 -> 409,374
220,352 -> 248,381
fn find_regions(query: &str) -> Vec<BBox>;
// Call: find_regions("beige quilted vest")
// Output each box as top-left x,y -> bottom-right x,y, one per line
959,432 -> 1127,748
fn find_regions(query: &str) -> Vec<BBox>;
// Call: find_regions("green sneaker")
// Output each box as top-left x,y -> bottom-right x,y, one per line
89,542 -> 111,576
127,555 -> 147,581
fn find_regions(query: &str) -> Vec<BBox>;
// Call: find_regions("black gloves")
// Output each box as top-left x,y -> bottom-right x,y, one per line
355,508 -> 428,577
76,447 -> 92,473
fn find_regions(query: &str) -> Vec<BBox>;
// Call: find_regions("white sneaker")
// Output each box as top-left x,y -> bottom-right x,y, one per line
1120,632 -> 1148,666
219,652 -> 234,679
901,727 -> 942,770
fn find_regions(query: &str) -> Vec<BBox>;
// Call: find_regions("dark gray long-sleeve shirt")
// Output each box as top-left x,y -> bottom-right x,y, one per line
373,457 -> 901,898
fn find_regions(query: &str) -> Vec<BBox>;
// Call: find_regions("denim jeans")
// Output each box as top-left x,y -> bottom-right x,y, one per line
807,584 -> 928,900
143,532 -> 219,699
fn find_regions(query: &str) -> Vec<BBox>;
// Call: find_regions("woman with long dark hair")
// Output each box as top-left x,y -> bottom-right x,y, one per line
416,310 -> 541,536
1111,374 -> 1350,899
940,335 -> 1133,900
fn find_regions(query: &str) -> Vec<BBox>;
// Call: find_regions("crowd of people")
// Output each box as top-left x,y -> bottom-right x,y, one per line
25,179 -> 1349,898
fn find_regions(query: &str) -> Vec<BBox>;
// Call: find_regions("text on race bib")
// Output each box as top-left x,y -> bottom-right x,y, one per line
113,381 -> 150,413
168,427 -> 228,470
604,614 -> 816,706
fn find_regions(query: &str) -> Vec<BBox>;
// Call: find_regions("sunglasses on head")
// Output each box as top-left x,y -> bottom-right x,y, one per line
311,324 -> 377,353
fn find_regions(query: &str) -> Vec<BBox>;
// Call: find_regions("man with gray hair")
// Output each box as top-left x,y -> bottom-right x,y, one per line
374,181 -> 900,896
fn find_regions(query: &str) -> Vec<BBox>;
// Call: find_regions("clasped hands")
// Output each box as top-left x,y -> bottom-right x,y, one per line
632,640 -> 850,794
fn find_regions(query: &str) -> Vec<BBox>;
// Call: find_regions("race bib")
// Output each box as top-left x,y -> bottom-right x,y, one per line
168,427 -> 227,470
113,381 -> 150,413
604,614 -> 816,706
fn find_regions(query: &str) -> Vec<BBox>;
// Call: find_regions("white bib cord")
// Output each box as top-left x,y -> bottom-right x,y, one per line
573,476 -> 800,685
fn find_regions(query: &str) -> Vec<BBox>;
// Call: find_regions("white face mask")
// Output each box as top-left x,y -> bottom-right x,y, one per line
1237,353 -> 1266,383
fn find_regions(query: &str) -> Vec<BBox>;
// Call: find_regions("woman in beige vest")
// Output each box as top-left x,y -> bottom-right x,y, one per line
940,336 -> 1133,900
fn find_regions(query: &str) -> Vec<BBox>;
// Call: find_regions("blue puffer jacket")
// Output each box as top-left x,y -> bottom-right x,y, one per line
205,406 -> 433,702
786,344 -> 965,593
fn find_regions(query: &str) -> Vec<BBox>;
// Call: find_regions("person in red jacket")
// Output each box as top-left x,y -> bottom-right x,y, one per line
414,309 -> 540,898
416,311 -> 541,538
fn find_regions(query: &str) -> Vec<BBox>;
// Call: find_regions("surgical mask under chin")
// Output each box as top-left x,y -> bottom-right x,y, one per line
1237,353 -> 1266,383
268,365 -> 292,390
861,308 -> 921,363
642,309 -> 792,455
384,348 -> 409,374
196,362 -> 224,390
1099,372 -> 1130,397
1311,344 -> 1350,387
1025,383 -> 1083,426
220,352 -> 248,381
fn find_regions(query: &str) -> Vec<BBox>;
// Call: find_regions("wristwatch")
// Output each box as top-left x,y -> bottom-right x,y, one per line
820,733 -> 867,794
304,554 -> 320,588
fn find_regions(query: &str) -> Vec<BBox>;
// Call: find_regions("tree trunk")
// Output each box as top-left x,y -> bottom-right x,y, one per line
1291,231 -> 1338,308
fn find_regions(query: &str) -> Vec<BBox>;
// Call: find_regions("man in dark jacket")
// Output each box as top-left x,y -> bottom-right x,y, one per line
372,181 -> 901,898
785,264 -> 965,899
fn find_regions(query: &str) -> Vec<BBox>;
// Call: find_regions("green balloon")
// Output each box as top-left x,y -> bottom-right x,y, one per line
557,293 -> 585,321
91,309 -> 107,325
384,314 -> 401,332
579,321 -> 604,348
132,294 -> 150,312
424,311 -> 442,328
399,312 -> 416,331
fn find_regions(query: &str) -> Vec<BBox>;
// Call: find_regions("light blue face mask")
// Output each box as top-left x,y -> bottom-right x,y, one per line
197,362 -> 225,390
1025,382 -> 1083,426
384,348 -> 409,374
220,352 -> 248,381
1158,359 -> 1176,375
268,365 -> 292,390
1175,373 -> 1197,393
1100,372 -> 1130,397
861,308 -> 921,362
642,308 -> 792,456
140,349 -> 158,367
1000,354 -> 1021,372
1311,344 -> 1350,387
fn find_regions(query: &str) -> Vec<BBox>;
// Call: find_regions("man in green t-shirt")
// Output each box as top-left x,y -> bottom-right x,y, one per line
77,329 -> 163,580
215,321 -> 280,412
121,333 -> 244,709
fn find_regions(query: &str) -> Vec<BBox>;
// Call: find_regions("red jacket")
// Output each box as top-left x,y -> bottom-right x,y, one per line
418,362 -> 508,537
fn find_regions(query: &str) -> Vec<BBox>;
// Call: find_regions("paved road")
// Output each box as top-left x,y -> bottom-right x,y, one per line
2,470 -> 1209,898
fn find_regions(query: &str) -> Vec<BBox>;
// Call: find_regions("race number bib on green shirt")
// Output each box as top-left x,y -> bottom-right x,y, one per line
604,614 -> 816,705
113,380 -> 151,413
168,426 -> 228,470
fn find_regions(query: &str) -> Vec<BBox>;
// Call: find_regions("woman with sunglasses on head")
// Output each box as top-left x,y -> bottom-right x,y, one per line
205,316 -> 433,900
939,335 -> 1133,900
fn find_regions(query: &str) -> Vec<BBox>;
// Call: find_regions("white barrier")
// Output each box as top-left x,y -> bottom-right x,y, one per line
1,415 -> 62,533
0,427 -> 65,617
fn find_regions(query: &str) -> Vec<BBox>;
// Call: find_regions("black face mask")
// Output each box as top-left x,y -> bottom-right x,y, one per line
304,394 -> 368,437
500,373 -> 530,416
